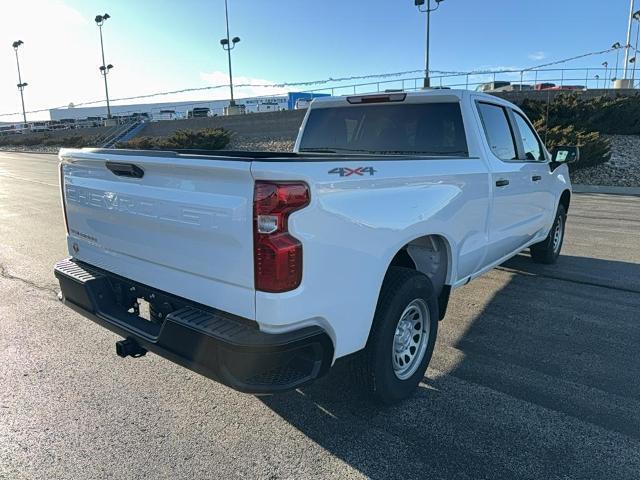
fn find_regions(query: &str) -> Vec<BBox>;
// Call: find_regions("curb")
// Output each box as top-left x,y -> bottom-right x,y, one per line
572,184 -> 640,196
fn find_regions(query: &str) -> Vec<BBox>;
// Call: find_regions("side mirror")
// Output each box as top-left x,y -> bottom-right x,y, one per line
550,145 -> 579,165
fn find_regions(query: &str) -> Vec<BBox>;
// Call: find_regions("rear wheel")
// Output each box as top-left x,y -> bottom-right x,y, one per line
354,267 -> 438,404
530,204 -> 566,264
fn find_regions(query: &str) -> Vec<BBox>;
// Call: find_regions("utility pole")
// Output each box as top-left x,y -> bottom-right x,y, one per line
12,40 -> 27,124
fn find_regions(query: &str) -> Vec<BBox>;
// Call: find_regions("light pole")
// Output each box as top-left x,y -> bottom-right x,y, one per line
601,62 -> 608,88
220,0 -> 240,107
415,0 -> 444,88
632,10 -> 640,84
95,13 -> 113,119
612,42 -> 622,82
12,40 -> 27,124
623,0 -> 635,79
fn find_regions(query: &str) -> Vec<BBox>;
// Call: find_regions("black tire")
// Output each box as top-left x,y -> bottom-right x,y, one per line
353,267 -> 439,404
530,204 -> 566,264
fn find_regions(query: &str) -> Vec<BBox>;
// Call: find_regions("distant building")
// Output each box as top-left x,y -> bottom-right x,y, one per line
48,92 -> 330,122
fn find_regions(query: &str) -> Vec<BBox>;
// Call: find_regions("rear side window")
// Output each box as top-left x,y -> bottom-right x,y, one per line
513,112 -> 545,161
299,102 -> 468,156
477,103 -> 517,161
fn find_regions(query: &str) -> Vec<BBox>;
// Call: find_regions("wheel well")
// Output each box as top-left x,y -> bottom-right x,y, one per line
388,235 -> 450,298
560,190 -> 571,212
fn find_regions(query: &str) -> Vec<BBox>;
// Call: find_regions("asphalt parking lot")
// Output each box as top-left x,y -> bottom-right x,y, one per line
1,151 -> 639,480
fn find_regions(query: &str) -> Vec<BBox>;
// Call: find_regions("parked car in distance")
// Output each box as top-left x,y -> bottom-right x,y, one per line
30,121 -> 49,133
0,125 -> 19,136
58,118 -> 78,129
534,82 -> 556,90
493,84 -> 533,92
187,107 -> 211,118
295,98 -> 312,110
545,85 -> 585,91
55,89 -> 578,403
153,109 -> 179,121
475,81 -> 511,92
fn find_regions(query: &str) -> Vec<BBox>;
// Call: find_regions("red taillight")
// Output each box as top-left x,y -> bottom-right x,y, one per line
254,181 -> 309,292
59,163 -> 69,234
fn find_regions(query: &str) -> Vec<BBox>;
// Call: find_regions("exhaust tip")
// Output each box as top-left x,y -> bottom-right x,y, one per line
116,338 -> 147,358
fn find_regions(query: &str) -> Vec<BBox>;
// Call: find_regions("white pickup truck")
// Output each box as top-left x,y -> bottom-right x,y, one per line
55,90 -> 578,403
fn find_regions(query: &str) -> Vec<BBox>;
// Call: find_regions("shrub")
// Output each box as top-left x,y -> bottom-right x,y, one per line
42,135 -> 91,147
118,128 -> 231,150
520,93 -> 640,135
534,120 -> 611,170
0,133 -> 94,148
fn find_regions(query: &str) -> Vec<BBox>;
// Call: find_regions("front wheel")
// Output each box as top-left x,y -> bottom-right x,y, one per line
530,204 -> 566,264
354,267 -> 439,404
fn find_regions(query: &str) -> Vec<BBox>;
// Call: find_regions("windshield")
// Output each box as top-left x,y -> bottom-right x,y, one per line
299,102 -> 468,156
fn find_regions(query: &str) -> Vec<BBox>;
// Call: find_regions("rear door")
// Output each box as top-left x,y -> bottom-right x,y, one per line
474,101 -> 542,264
509,109 -> 556,234
60,150 -> 256,319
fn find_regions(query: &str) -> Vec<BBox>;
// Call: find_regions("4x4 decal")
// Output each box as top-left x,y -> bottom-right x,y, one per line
328,167 -> 377,177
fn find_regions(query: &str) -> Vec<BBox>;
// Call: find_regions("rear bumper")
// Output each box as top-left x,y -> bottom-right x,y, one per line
54,258 -> 333,393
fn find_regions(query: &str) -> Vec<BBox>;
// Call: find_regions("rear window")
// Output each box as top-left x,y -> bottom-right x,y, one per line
299,102 -> 468,156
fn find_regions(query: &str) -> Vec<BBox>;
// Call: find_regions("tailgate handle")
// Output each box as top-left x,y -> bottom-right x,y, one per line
106,162 -> 144,179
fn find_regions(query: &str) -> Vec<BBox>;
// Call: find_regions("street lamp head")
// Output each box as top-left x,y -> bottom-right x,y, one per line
630,57 -> 637,64
107,64 -> 113,69
95,13 -> 109,24
633,10 -> 640,20
12,40 -> 23,49
220,38 -> 229,46
232,36 -> 240,44
612,42 -> 622,49
602,61 -> 608,67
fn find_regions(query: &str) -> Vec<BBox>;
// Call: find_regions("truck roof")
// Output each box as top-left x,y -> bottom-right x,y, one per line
309,88 -> 517,110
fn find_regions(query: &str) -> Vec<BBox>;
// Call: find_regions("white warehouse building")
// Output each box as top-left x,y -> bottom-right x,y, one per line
48,92 -> 328,121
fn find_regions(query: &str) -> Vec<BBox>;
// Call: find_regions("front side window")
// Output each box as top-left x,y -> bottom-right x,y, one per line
299,102 -> 468,156
476,103 -> 517,161
513,112 -> 545,161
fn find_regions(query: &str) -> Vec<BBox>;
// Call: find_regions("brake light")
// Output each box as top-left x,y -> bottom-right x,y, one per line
59,163 -> 69,234
254,181 -> 309,292
346,93 -> 406,104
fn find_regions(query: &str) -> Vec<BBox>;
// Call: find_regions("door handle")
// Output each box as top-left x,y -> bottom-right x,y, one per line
532,175 -> 542,182
495,179 -> 509,187
106,161 -> 144,179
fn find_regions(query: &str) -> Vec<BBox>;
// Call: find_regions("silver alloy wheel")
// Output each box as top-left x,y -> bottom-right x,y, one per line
392,298 -> 430,380
552,215 -> 564,253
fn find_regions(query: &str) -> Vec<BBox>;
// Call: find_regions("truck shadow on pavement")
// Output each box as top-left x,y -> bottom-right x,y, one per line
260,253 -> 640,480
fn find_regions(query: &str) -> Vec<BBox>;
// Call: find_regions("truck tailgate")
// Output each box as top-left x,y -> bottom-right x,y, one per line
59,150 -> 256,320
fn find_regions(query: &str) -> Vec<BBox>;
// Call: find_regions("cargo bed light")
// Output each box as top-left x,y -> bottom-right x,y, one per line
346,93 -> 407,104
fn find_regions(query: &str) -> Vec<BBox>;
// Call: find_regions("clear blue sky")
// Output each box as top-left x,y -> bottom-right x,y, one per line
1,0 -> 636,120
64,0 -> 632,80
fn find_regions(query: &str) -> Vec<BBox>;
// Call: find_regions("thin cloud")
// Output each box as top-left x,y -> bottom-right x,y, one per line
199,71 -> 288,99
528,51 -> 546,61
